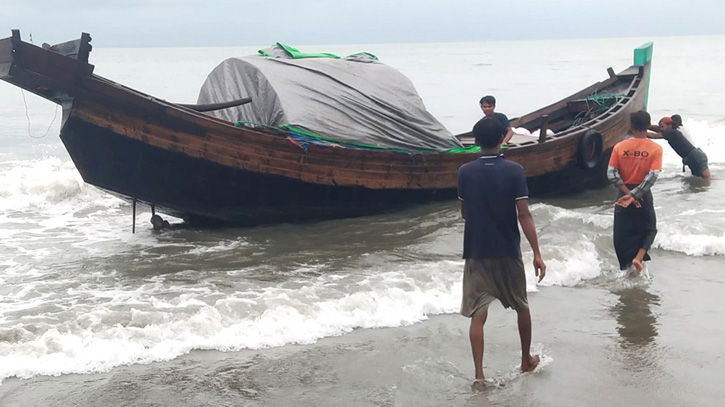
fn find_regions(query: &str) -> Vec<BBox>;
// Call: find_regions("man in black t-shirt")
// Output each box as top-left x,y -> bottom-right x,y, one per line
457,117 -> 546,390
649,116 -> 711,179
479,95 -> 514,145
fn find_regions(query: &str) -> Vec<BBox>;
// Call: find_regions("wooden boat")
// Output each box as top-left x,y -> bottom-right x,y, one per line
0,30 -> 653,226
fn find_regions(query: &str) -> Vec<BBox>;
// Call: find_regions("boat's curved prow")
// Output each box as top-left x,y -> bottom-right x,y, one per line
633,41 -> 654,110
0,29 -> 94,104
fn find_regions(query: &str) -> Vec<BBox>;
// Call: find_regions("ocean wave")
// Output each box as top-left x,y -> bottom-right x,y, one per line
531,238 -> 604,288
685,119 -> 725,164
547,207 -> 611,230
0,240 -> 610,383
0,158 -> 87,210
654,226 -> 725,256
0,259 -> 464,382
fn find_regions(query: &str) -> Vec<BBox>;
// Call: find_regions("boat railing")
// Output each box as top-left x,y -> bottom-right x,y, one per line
536,65 -> 645,143
177,97 -> 252,112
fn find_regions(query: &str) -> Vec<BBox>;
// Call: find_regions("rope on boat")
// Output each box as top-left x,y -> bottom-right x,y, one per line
572,89 -> 624,127
21,89 -> 59,139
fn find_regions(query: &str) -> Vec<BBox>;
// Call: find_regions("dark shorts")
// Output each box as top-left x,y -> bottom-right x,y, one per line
460,257 -> 529,317
683,148 -> 708,176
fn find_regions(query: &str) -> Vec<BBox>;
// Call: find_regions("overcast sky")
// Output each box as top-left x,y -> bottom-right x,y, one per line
2,0 -> 724,47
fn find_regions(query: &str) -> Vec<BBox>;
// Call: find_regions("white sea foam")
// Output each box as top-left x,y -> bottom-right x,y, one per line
0,259 -> 465,382
532,239 -> 604,288
0,158 -> 85,211
687,119 -> 725,164
0,254 -> 567,382
185,239 -> 249,256
524,204 -> 610,287
654,226 -> 725,256
545,205 -> 612,230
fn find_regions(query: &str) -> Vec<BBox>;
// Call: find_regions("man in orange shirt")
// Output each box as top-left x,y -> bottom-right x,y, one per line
607,110 -> 663,274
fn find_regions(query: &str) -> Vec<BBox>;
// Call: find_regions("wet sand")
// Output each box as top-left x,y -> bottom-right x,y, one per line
2,251 -> 723,407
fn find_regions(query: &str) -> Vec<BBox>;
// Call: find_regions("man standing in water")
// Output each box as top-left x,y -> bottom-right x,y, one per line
648,116 -> 711,179
457,118 -> 546,390
607,110 -> 663,274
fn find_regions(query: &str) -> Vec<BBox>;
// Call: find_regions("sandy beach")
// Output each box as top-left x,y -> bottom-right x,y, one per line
2,251 -> 722,407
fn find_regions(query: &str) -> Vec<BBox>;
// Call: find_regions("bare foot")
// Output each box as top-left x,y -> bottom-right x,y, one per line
471,379 -> 487,391
631,258 -> 644,274
521,354 -> 540,373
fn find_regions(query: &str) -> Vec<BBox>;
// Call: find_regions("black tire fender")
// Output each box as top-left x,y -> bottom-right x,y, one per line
577,130 -> 603,169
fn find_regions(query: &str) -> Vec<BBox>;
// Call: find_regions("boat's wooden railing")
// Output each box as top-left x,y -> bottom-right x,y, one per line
529,64 -> 645,144
177,97 -> 252,112
38,30 -> 92,63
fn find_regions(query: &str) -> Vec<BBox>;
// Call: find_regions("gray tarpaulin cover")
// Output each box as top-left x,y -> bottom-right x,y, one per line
196,45 -> 463,151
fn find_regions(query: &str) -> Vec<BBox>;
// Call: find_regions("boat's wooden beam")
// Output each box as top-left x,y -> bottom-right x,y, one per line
4,65 -> 77,101
538,115 -> 549,143
0,38 -> 13,77
177,97 -> 252,112
42,37 -> 88,61
78,33 -> 92,63
617,66 -> 642,76
11,36 -> 95,82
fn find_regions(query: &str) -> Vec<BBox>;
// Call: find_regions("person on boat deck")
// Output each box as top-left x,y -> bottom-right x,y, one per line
457,117 -> 546,390
648,115 -> 711,179
607,110 -> 663,274
479,95 -> 514,146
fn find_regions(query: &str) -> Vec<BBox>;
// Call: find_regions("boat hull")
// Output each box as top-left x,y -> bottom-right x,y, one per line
61,114 -> 615,225
61,117 -> 459,225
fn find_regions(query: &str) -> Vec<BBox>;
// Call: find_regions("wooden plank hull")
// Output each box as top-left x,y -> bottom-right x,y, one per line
1,31 -> 653,225
60,116 -> 460,225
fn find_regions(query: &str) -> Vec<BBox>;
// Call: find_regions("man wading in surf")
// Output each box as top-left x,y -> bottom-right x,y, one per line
648,115 -> 711,180
457,118 -> 546,391
607,110 -> 663,274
